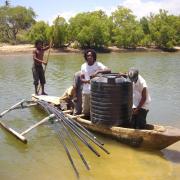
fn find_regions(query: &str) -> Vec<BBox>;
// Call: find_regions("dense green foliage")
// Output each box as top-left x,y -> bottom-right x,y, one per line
68,10 -> 110,48
52,16 -> 68,47
111,6 -> 144,48
28,21 -> 49,44
0,2 -> 179,50
0,5 -> 36,43
147,10 -> 179,49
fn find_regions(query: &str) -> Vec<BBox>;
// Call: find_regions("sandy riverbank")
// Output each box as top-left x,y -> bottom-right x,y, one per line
0,44 -> 35,55
0,44 -> 179,55
0,44 -> 82,55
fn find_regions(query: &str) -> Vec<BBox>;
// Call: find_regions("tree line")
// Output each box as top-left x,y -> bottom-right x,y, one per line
0,2 -> 180,50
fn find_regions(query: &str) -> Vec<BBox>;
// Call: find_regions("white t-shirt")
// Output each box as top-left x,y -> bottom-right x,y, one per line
133,75 -> 151,110
81,61 -> 107,94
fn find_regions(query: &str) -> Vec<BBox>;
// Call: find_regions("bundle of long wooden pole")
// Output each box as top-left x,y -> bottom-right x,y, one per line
37,100 -> 110,178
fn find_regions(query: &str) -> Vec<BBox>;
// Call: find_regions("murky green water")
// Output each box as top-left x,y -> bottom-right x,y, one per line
0,52 -> 180,180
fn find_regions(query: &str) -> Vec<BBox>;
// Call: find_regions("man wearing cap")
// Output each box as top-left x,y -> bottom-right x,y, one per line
128,68 -> 151,129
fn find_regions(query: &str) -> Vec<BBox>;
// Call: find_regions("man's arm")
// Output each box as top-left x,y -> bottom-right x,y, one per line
80,73 -> 90,84
91,67 -> 111,78
133,87 -> 147,114
42,45 -> 50,51
96,68 -> 111,74
118,72 -> 128,78
137,87 -> 147,109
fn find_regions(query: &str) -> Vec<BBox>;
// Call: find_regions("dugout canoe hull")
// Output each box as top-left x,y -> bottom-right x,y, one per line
32,94 -> 180,150
65,114 -> 180,150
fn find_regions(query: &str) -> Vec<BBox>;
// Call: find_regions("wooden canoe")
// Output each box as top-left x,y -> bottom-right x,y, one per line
32,94 -> 180,150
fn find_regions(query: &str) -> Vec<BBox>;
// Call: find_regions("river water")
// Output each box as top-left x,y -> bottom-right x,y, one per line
0,52 -> 180,180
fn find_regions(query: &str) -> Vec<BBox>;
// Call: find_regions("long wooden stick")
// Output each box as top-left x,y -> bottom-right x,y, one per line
21,114 -> 55,136
65,117 -> 110,154
57,127 -> 79,178
44,40 -> 52,73
37,100 -> 101,157
0,99 -> 25,118
60,117 -> 100,157
65,113 -> 104,146
60,120 -> 90,170
0,121 -> 27,143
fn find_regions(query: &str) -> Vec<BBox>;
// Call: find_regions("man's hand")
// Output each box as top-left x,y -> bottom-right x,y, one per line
84,79 -> 90,84
90,70 -> 100,78
132,108 -> 139,115
118,72 -> 127,78
43,61 -> 47,65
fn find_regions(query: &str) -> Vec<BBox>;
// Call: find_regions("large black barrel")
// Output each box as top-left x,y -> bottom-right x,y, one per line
90,74 -> 132,126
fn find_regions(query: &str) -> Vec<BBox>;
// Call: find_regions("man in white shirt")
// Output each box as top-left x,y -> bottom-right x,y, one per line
80,49 -> 111,117
128,68 -> 151,129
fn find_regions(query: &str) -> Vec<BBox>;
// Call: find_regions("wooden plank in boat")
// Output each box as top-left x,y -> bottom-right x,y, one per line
32,94 -> 60,105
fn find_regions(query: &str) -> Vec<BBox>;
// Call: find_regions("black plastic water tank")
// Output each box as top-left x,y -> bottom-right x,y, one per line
90,74 -> 132,126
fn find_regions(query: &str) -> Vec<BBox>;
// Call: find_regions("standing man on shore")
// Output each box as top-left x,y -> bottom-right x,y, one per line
32,40 -> 50,95
128,67 -> 151,129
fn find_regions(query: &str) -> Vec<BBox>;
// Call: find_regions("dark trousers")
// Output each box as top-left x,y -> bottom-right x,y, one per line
131,108 -> 148,129
32,65 -> 46,85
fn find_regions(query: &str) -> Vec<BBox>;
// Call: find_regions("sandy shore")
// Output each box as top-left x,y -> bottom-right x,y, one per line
0,44 -> 179,55
0,44 -> 35,54
0,44 -> 81,55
